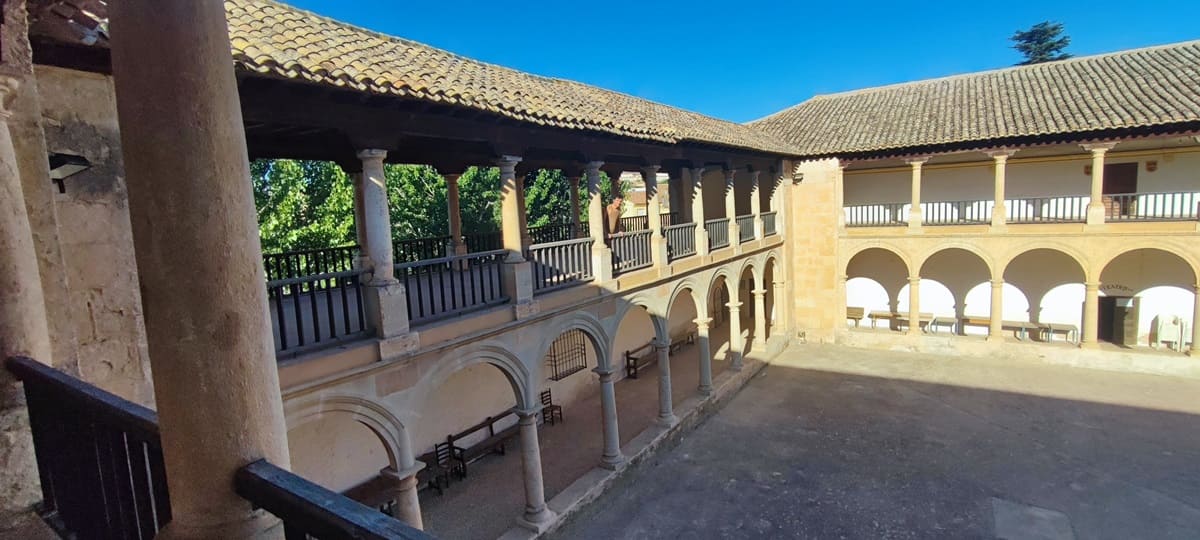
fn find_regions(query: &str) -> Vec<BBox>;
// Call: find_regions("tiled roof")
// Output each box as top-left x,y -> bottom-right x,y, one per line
225,0 -> 800,156
750,41 -> 1200,157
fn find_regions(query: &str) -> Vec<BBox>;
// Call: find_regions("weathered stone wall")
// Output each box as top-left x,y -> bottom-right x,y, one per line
35,65 -> 153,405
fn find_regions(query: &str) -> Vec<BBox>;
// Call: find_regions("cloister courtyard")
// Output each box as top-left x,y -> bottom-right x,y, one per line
550,345 -> 1200,540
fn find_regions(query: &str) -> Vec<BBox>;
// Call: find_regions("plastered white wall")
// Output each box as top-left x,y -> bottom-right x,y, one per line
288,415 -> 389,492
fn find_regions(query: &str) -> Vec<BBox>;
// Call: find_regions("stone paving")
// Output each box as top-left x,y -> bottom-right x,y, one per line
550,343 -> 1200,539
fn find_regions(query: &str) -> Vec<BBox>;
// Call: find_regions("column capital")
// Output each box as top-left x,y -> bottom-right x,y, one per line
693,316 -> 713,329
1085,281 -> 1101,290
691,165 -> 706,176
640,165 -> 661,177
905,156 -> 931,167
443,172 -> 462,181
593,366 -> 617,379
724,168 -> 736,181
990,279 -> 1005,287
774,279 -> 787,287
496,155 -> 523,171
356,148 -> 388,162
908,276 -> 921,285
749,170 -> 762,181
380,462 -> 425,481
1081,142 -> 1119,154
752,288 -> 767,296
584,160 -> 604,173
725,301 -> 742,310
512,406 -> 540,420
984,148 -> 1018,160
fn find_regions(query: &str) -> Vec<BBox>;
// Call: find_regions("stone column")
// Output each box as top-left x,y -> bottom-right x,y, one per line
350,171 -> 369,267
988,279 -> 1004,341
907,276 -> 922,336
1081,281 -> 1100,348
987,150 -> 1014,228
358,150 -> 412,340
727,301 -> 744,371
724,169 -> 739,250
643,166 -> 669,270
568,176 -> 582,238
380,465 -> 424,530
445,173 -> 467,256
773,279 -> 787,333
750,171 -> 763,240
586,161 -> 614,282
595,367 -> 624,469
109,2 -> 290,536
0,77 -> 52,364
836,161 -> 848,228
907,157 -> 927,229
695,316 -> 714,395
514,408 -> 555,532
668,169 -> 687,223
1083,143 -> 1117,225
752,288 -> 768,350
654,340 -> 677,426
517,172 -> 532,252
1191,285 -> 1200,356
497,157 -> 535,314
691,167 -> 710,256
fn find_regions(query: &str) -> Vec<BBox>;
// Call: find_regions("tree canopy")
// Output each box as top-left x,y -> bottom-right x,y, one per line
1011,21 -> 1072,65
251,159 -> 625,254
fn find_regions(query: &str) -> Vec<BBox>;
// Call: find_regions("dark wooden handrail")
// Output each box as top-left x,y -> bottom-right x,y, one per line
5,356 -> 160,438
235,459 -> 432,540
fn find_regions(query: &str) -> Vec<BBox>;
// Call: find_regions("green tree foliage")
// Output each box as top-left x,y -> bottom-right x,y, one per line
1011,21 -> 1072,65
251,159 -> 355,253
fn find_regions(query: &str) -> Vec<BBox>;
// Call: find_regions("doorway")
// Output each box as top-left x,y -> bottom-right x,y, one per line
1098,296 -> 1138,346
1101,162 -> 1138,217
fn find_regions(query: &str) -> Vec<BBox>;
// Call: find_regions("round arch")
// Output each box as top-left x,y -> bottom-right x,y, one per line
1097,246 -> 1199,287
612,297 -> 669,346
285,394 -> 409,470
667,278 -> 706,320
842,242 -> 913,277
411,342 -> 532,411
533,310 -> 613,373
997,241 -> 1089,281
915,243 -> 996,280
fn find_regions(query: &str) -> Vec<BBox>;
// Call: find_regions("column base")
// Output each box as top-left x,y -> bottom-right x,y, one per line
1079,341 -> 1099,350
599,452 -> 626,470
501,260 -> 534,304
378,331 -> 420,359
752,338 -> 767,352
656,413 -> 679,428
516,507 -> 557,533
513,300 -> 540,320
698,384 -> 713,396
1086,203 -> 1106,226
364,280 -> 410,338
591,246 -> 614,283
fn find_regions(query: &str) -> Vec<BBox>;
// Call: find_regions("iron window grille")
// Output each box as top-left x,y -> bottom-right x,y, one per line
547,329 -> 588,381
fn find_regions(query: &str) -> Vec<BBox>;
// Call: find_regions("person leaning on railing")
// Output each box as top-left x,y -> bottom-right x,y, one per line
604,196 -> 625,236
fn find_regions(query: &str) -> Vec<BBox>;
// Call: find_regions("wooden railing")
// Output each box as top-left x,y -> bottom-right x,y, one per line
463,231 -> 502,253
528,237 -> 594,292
921,200 -> 992,225
235,460 -> 432,540
268,269 -> 369,357
1103,191 -> 1200,222
843,203 -> 906,227
609,229 -> 652,274
6,355 -> 171,540
762,211 -> 777,236
1006,196 -> 1088,223
736,214 -> 755,242
263,245 -> 359,282
705,218 -> 729,250
616,212 -> 677,232
665,222 -> 696,261
5,356 -> 428,540
528,222 -> 579,244
395,249 -> 508,324
393,235 -> 450,263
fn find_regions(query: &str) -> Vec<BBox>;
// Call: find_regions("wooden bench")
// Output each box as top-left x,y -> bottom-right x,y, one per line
895,312 -> 934,332
868,310 -> 896,329
448,411 -> 520,478
669,331 -> 695,354
625,342 -> 656,379
1039,322 -> 1079,343
962,316 -> 1039,340
847,307 -> 865,327
927,315 -> 958,334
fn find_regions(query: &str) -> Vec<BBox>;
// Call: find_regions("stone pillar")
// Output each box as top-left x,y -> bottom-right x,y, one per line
907,276 -> 921,336
498,157 -> 534,315
1081,281 -> 1100,348
724,169 -> 739,250
514,408 -> 555,532
643,166 -> 669,270
109,2 -> 291,536
380,465 -> 424,530
668,169 -> 687,223
988,279 -> 1004,341
750,171 -> 763,240
445,173 -> 467,256
907,157 -> 927,229
358,150 -> 411,340
1191,285 -> 1200,356
517,172 -> 532,252
773,279 -> 787,334
350,171 -> 368,266
568,176 -> 582,238
1083,143 -> 1117,225
695,316 -> 714,395
691,167 -> 710,256
836,162 -> 848,228
752,288 -> 768,350
595,367 -> 624,469
0,77 -> 52,365
727,301 -> 744,371
654,341 -> 677,426
987,150 -> 1014,228
586,161 -> 614,282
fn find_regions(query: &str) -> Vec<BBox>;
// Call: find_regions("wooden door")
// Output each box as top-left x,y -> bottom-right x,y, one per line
1102,163 -> 1138,216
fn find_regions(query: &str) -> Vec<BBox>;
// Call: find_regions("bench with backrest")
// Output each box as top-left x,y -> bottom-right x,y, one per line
895,312 -> 934,332
448,411 -> 520,478
625,341 -> 656,379
868,310 -> 896,329
847,306 -> 865,327
414,440 -> 461,495
669,331 -> 695,354
1039,322 -> 1079,343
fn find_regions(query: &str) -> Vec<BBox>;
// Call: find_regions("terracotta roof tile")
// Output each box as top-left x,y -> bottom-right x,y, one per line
750,41 -> 1200,157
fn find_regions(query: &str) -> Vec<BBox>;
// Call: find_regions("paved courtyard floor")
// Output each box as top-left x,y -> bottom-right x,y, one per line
550,343 -> 1200,539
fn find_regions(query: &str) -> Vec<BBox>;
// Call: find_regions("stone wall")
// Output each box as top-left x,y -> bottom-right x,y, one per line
786,159 -> 842,342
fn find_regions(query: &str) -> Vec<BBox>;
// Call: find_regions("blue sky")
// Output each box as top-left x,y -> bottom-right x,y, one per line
285,0 -> 1199,123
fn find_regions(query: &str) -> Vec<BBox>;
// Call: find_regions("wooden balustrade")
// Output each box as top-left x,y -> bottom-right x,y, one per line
705,218 -> 729,250
736,214 -> 755,242
665,222 -> 696,261
527,237 -> 595,292
268,269 -> 369,357
762,211 -> 777,236
395,249 -> 508,324
609,229 -> 652,274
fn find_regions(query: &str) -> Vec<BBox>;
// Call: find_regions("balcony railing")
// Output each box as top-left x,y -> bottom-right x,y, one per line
393,235 -> 450,263
763,211 -> 777,236
736,214 -> 755,242
1103,191 -> 1200,222
528,237 -> 594,292
395,249 -> 508,324
268,269 -> 369,357
705,218 -> 730,250
609,229 -> 652,274
922,200 -> 992,225
5,356 -> 429,540
844,203 -> 906,227
665,222 -> 696,261
264,245 -> 358,282
528,222 -> 579,244
1006,196 -> 1089,223
616,212 -> 678,232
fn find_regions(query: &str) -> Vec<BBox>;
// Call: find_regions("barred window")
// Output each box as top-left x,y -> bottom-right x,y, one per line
546,330 -> 588,381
